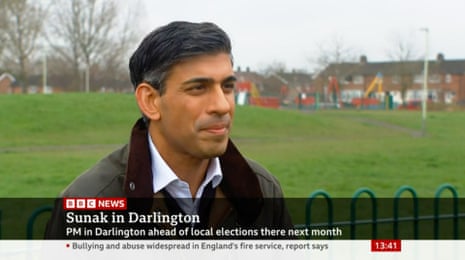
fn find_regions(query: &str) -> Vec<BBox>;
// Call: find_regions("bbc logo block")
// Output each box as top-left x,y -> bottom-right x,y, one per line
63,198 -> 127,210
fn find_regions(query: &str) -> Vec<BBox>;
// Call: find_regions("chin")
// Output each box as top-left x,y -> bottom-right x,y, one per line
202,142 -> 228,158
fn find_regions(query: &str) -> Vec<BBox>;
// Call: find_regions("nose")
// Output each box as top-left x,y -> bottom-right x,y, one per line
206,85 -> 233,115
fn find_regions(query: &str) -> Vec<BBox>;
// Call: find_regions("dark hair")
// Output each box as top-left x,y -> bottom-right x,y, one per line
129,21 -> 233,94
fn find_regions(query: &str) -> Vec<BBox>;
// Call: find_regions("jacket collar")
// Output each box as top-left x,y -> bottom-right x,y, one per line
123,118 -> 263,224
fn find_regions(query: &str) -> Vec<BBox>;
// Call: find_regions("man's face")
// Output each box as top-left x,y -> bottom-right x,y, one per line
153,53 -> 236,160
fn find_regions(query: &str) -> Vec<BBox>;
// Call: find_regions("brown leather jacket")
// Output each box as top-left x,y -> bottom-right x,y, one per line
44,118 -> 293,239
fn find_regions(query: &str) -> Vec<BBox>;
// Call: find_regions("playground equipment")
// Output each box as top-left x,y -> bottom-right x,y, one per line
293,76 -> 339,109
236,81 -> 280,108
328,76 -> 341,106
363,73 -> 383,98
351,73 -> 391,109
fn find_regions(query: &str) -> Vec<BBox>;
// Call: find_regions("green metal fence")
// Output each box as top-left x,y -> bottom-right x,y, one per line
26,205 -> 53,239
305,183 -> 464,239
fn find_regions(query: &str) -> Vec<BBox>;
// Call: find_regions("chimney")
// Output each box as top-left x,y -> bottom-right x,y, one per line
360,55 -> 367,64
436,53 -> 445,63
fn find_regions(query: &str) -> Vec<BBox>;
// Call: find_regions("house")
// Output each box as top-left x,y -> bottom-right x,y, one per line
315,54 -> 465,106
0,73 -> 16,94
273,71 -> 314,105
234,67 -> 314,108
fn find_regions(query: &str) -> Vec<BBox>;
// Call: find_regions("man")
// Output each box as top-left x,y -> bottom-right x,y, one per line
45,21 -> 293,239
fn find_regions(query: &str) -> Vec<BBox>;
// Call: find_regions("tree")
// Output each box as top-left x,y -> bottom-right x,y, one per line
311,35 -> 360,75
310,35 -> 361,101
0,1 -> 6,58
260,60 -> 287,75
386,32 -> 420,105
92,3 -> 139,92
47,0 -> 137,92
0,0 -> 45,93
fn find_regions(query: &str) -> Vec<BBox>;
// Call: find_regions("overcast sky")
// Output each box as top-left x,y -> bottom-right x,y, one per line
130,0 -> 465,72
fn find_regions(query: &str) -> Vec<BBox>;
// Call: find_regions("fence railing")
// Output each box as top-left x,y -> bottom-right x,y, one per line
26,205 -> 53,239
303,183 -> 463,239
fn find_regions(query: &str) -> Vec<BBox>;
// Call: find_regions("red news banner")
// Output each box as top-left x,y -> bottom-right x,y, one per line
371,239 -> 402,252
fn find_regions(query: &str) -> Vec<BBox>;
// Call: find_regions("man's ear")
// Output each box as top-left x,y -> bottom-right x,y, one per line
135,83 -> 161,121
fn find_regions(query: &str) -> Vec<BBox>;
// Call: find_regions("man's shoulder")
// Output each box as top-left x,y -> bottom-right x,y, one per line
60,145 -> 128,197
244,158 -> 284,197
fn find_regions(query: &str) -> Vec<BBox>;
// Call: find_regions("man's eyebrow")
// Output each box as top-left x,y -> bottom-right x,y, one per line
182,77 -> 213,85
181,75 -> 237,85
222,75 -> 237,83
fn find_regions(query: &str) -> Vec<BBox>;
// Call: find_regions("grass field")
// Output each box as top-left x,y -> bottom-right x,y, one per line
1,93 -> 464,198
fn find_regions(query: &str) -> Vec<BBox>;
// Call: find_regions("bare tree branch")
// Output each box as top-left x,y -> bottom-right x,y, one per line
260,60 -> 287,75
46,0 -> 137,91
386,31 -> 420,105
311,34 -> 360,74
0,1 -> 7,57
0,0 -> 45,92
386,32 -> 418,61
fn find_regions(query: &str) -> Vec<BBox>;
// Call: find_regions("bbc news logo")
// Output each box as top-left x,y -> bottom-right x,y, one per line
63,198 -> 127,210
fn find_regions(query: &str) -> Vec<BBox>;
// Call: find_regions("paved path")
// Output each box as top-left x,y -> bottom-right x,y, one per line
351,117 -> 424,137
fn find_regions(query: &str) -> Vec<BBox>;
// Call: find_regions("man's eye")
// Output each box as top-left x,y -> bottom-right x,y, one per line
187,85 -> 207,93
223,82 -> 235,91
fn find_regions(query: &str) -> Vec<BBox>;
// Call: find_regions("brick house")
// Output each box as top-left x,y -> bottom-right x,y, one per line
0,73 -> 16,94
235,67 -> 314,107
315,54 -> 465,106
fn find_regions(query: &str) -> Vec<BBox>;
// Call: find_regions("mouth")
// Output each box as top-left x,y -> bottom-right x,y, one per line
203,123 -> 230,135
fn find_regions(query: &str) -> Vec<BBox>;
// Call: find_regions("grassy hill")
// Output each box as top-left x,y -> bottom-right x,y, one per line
1,93 -> 464,197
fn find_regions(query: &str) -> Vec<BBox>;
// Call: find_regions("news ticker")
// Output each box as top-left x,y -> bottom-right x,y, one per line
1,240 -> 464,260
0,197 -> 464,239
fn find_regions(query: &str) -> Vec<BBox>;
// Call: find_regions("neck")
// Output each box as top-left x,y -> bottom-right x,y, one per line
149,132 -> 210,197
171,156 -> 210,197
